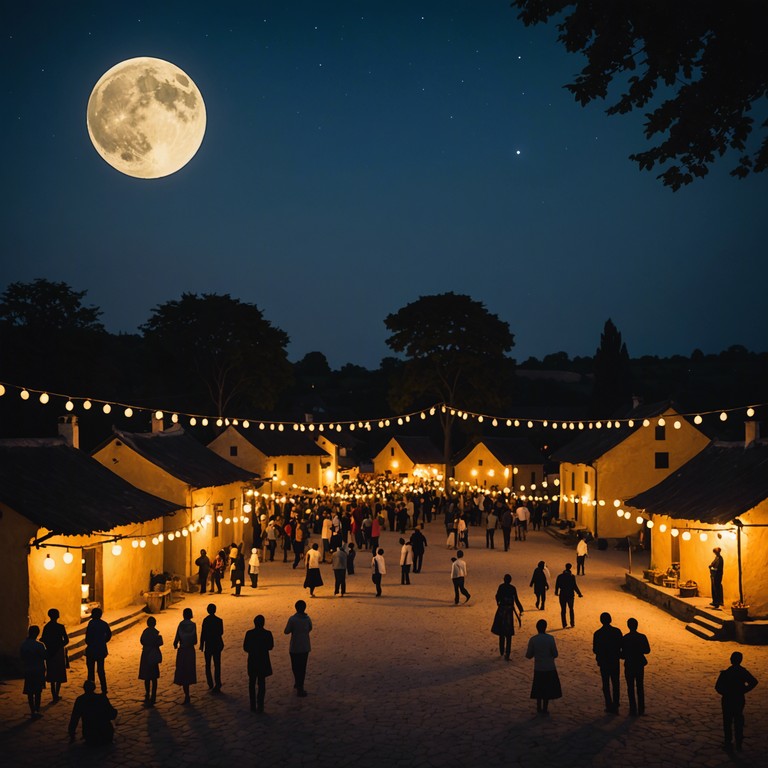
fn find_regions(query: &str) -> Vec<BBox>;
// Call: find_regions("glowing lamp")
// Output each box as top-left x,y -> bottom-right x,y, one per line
202,418 -> 209,426
225,518 -> 231,525
171,413 -> 179,423
694,415 -> 703,425
681,531 -> 692,541
81,584 -> 90,598
243,420 -> 250,428
658,418 -> 666,427
720,412 -> 727,421
63,549 -> 74,564
124,407 -> 133,418
616,509 -> 624,518
190,417 -> 197,426
155,410 -> 164,420
636,516 -> 644,525
747,407 -> 755,418
102,403 -> 111,414
673,420 -> 681,429
132,539 -> 139,549
158,533 -> 164,542
216,418 -> 223,427
40,392 -> 50,404
242,517 -> 249,524
168,532 -> 175,541
642,419 -> 650,427
111,544 -> 122,556
243,502 -> 252,514
623,511 -> 631,519
44,554 -> 55,570
181,528 -> 189,537
65,400 -> 74,411
232,516 -> 239,524
217,515 -> 223,523
659,524 -> 667,533
646,520 -> 654,528
152,537 -> 159,545
699,532 -> 708,541
83,400 -> 92,410
140,539 -> 147,548
21,389 -> 30,400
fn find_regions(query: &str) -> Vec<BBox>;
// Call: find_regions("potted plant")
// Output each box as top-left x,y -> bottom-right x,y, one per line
731,602 -> 749,621
642,567 -> 657,581
678,580 -> 698,598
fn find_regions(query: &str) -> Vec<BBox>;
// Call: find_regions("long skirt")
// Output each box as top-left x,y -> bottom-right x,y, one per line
530,669 -> 562,700
46,648 -> 68,683
491,605 -> 516,636
23,671 -> 46,695
173,645 -> 197,686
304,568 -> 324,589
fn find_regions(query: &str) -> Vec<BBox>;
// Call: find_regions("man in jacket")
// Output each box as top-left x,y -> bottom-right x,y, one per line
84,608 -> 112,694
284,600 -> 312,697
195,549 -> 211,594
200,603 -> 224,692
554,563 -> 582,629
622,617 -> 651,716
331,545 -> 348,597
593,612 -> 623,713
451,550 -> 471,604
715,651 -> 758,752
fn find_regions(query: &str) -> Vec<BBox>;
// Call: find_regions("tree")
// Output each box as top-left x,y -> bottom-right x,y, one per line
512,1 -> 768,189
141,293 -> 293,416
384,293 -> 516,487
591,318 -> 632,416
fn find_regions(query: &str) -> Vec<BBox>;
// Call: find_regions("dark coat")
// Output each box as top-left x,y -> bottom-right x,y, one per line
491,583 -> 524,637
621,630 -> 650,671
529,567 -> 549,594
200,614 -> 224,652
84,617 -> 112,660
243,627 -> 274,678
593,624 -> 623,666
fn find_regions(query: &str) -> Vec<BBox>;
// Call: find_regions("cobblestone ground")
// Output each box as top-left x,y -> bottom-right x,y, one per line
2,523 -> 766,768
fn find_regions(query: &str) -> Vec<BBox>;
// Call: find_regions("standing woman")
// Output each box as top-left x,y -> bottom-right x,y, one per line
41,608 -> 68,702
231,548 -> 246,597
138,616 -> 163,707
525,619 -> 562,715
20,625 -> 47,719
173,607 -> 197,705
243,614 -> 274,712
530,561 -> 550,610
491,574 -> 524,660
303,542 -> 324,598
248,547 -> 261,588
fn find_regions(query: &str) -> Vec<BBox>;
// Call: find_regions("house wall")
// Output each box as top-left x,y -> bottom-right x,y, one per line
649,503 -> 768,618
560,412 -> 709,538
373,439 -> 444,480
315,435 -> 339,485
0,504 -> 37,663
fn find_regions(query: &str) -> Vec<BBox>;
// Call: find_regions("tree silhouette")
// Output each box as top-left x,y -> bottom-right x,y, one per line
592,318 -> 632,416
384,292 -> 515,486
512,1 -> 768,189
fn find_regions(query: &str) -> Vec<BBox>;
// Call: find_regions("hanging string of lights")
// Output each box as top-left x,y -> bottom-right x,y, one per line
1,380 -> 763,432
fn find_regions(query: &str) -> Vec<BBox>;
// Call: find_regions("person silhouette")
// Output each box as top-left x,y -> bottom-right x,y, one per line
525,619 -> 561,715
84,607 -> 112,694
621,617 -> 650,716
243,614 -> 274,712
68,680 -> 117,744
715,651 -> 758,752
593,612 -> 623,713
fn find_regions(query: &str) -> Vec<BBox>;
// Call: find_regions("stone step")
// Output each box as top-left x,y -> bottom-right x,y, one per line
68,605 -> 153,661
686,622 -> 717,641
689,614 -> 727,633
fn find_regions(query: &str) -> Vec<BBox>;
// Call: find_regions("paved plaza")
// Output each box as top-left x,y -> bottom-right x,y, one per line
1,522 -> 766,767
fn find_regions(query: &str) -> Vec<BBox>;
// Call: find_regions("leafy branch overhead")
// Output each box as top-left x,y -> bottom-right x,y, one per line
512,0 -> 768,189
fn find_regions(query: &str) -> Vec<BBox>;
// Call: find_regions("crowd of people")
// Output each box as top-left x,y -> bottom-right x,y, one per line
19,482 -> 759,753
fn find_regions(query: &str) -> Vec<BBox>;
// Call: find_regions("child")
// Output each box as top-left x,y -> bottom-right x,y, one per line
346,543 -> 356,575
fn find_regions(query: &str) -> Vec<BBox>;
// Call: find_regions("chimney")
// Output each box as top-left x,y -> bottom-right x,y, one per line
151,413 -> 164,433
58,415 -> 80,449
745,421 -> 760,448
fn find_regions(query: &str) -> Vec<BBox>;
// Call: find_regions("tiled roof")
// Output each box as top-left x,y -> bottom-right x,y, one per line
550,401 -> 690,464
105,425 -> 254,487
233,427 -> 330,457
0,438 -> 182,535
625,441 -> 768,525
453,436 -> 544,466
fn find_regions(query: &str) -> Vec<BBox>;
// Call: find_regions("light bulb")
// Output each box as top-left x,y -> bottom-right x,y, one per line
63,549 -> 74,564
44,554 -> 55,570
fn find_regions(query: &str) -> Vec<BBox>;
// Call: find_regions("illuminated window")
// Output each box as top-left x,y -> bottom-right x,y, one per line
655,452 -> 669,469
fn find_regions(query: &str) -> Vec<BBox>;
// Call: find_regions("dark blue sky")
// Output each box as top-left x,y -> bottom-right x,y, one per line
2,1 -> 766,368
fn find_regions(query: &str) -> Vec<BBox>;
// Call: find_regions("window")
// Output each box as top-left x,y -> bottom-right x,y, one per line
229,498 -> 236,510
478,459 -> 484,467
584,471 -> 589,484
390,447 -> 395,457
273,463 -> 278,473
655,425 -> 666,441
306,463 -> 311,474
531,471 -> 536,484
229,445 -> 238,457
288,463 -> 294,476
655,452 -> 669,469
571,472 -> 575,491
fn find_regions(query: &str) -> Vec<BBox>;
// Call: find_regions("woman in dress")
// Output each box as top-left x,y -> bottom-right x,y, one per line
21,625 -> 47,719
173,608 -> 197,704
138,616 -> 163,706
40,608 -> 68,702
303,542 -> 324,597
525,618 -> 562,715
491,574 -> 524,660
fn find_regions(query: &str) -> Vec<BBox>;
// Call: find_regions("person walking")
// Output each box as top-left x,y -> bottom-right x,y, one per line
331,545 -> 348,596
715,651 -> 759,752
243,615 -> 273,713
20,625 -> 46,719
491,574 -> 524,660
530,561 -> 549,610
554,563 -> 582,629
68,680 -> 117,744
451,550 -> 471,604
304,542 -> 324,597
231,548 -> 246,597
212,550 -> 226,593
284,600 -> 312,697
195,549 -> 211,593
622,617 -> 650,716
371,547 -> 386,597
370,515 -> 381,552
486,504 -> 498,549
347,542 -> 357,575
709,546 -> 724,608
399,538 -> 413,585
138,616 -> 163,707
515,502 -> 529,541
576,535 -> 588,575
248,547 -> 261,588
525,619 -> 562,715
173,607 -> 198,705
84,607 -> 112,694
500,505 -> 513,551
200,603 -> 224,693
40,608 -> 68,703
593,612 -> 623,713
410,528 -> 427,573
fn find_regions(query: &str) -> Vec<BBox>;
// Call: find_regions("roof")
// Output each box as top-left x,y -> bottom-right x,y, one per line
453,436 -> 544,466
0,438 -> 182,535
105,425 -> 254,487
389,436 -> 444,465
550,401 -> 691,464
625,441 -> 768,525
232,427 -> 330,457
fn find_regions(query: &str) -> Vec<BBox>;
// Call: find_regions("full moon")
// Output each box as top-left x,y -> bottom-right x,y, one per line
87,57 -> 206,179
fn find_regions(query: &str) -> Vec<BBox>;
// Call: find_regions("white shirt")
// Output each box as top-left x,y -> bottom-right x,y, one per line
451,558 -> 468,578
400,544 -> 413,566
577,539 -> 588,556
372,554 -> 387,575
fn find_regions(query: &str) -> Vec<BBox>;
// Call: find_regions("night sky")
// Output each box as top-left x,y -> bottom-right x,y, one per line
2,1 -> 766,369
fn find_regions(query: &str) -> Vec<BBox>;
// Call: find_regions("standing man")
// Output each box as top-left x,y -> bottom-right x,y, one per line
243,614 -> 273,713
371,547 -> 386,597
451,550 -> 471,604
515,501 -> 530,541
200,603 -> 224,693
410,528 -> 427,573
84,607 -> 112,694
622,617 -> 651,716
500,504 -> 513,551
195,549 -> 211,594
576,535 -> 588,575
715,651 -> 758,752
554,563 -> 582,629
331,545 -> 348,597
593,612 -> 623,713
709,546 -> 724,609
284,600 -> 312,697
399,538 -> 413,585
